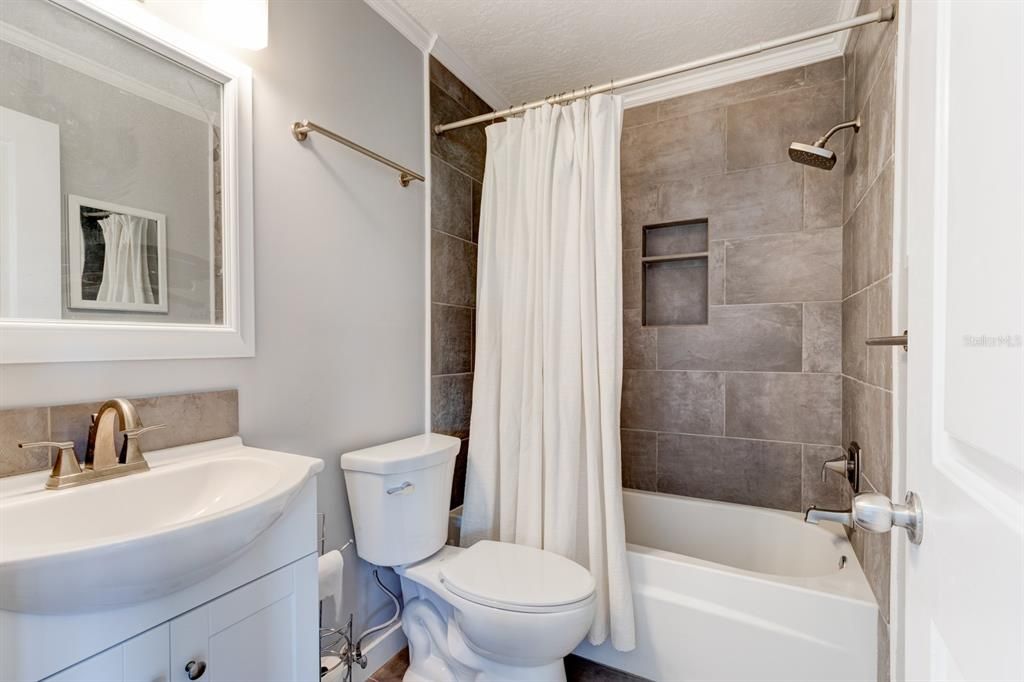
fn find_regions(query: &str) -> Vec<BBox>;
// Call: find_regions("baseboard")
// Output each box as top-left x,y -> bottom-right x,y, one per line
351,622 -> 406,682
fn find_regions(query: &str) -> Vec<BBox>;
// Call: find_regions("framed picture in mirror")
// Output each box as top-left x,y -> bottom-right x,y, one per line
66,195 -> 168,313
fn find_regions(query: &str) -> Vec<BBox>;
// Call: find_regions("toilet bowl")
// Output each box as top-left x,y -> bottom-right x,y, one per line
341,434 -> 597,681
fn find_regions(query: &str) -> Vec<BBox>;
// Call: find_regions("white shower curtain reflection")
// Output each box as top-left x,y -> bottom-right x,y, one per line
461,94 -> 635,651
96,213 -> 155,305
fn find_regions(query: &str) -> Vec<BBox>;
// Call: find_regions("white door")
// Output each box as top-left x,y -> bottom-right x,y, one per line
899,1 -> 1023,681
169,556 -> 319,682
0,106 -> 62,319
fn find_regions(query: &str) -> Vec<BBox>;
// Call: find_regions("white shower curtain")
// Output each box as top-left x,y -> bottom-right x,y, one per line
461,94 -> 635,651
96,214 -> 155,305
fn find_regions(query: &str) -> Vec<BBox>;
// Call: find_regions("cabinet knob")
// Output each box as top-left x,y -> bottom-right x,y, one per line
185,660 -> 207,680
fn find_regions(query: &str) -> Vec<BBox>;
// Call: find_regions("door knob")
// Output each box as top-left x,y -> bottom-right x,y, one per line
852,491 -> 924,544
185,660 -> 207,680
805,491 -> 924,544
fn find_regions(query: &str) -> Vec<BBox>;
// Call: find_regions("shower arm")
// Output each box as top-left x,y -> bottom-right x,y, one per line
815,118 -> 862,147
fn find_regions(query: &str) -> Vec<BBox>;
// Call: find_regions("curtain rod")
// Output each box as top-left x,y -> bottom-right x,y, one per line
434,5 -> 895,135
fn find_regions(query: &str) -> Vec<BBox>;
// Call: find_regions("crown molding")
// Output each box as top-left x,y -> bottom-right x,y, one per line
364,0 -> 508,111
832,0 -> 863,55
366,0 -> 863,113
363,0 -> 432,51
0,20 -> 216,122
599,0 -> 862,109
620,35 -> 842,108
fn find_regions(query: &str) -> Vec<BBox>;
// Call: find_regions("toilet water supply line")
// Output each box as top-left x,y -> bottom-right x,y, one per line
351,570 -> 404,669
318,512 -> 403,678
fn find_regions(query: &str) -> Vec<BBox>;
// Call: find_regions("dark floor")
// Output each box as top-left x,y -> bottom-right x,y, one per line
367,647 -> 409,682
367,648 -> 648,681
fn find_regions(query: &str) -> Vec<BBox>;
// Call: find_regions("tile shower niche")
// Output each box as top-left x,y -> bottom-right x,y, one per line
642,219 -> 709,326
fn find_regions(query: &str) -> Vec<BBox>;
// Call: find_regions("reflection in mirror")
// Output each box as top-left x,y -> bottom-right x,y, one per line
0,0 -> 223,324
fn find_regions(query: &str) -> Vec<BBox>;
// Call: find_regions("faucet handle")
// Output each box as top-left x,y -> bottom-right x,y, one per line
819,441 -> 862,492
19,441 -> 83,480
123,424 -> 165,438
820,456 -> 848,482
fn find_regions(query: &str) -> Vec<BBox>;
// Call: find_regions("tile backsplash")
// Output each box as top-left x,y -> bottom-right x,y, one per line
0,390 -> 239,478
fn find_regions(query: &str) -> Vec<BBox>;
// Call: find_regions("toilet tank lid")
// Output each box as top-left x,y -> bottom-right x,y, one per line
340,433 -> 461,475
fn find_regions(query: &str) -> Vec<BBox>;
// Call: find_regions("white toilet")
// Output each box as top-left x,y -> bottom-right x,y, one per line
340,434 -> 596,681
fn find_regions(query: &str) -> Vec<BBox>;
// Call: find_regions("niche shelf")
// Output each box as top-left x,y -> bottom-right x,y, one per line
641,219 -> 709,326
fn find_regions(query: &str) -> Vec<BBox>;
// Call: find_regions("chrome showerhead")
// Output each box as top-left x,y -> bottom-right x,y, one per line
788,117 -> 861,171
788,142 -> 837,170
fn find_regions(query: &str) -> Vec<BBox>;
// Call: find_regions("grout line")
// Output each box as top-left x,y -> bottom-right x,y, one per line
841,372 -> 894,395
653,430 -> 659,491
842,273 -> 892,304
431,152 -> 483,185
720,238 -> 727,304
620,427 -> 839,450
721,374 -> 727,436
704,299 -> 841,308
857,30 -> 897,122
431,371 -> 474,379
626,368 -> 841,376
843,153 -> 893,226
432,301 -> 476,311
432,228 -> 477,248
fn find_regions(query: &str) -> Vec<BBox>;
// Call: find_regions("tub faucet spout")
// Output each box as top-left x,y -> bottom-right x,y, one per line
804,505 -> 853,527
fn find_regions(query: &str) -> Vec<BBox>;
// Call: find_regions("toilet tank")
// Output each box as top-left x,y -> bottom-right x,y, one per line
340,434 -> 460,567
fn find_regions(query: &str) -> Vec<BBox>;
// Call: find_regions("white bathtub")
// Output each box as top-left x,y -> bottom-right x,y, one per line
574,490 -> 878,681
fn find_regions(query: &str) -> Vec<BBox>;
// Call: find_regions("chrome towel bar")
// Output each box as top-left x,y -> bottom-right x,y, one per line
291,120 -> 425,187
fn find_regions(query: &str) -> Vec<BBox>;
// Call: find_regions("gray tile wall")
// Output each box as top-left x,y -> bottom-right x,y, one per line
620,57 -> 848,513
842,2 -> 899,679
0,390 -> 239,477
429,57 -> 488,509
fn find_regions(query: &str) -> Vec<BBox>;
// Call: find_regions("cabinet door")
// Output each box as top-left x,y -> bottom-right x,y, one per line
169,555 -> 318,682
44,624 -> 169,682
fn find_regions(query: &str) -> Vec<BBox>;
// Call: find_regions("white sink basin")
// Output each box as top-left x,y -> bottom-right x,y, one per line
0,437 -> 323,614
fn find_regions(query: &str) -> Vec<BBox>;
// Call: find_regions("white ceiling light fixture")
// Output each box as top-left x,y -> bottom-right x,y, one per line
138,0 -> 268,50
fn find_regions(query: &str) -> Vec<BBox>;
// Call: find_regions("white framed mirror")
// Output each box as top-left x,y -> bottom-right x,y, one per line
0,0 -> 254,363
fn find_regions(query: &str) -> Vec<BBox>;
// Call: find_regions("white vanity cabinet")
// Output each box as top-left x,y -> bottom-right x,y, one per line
44,555 -> 318,682
1,440 -> 324,682
44,625 -> 169,682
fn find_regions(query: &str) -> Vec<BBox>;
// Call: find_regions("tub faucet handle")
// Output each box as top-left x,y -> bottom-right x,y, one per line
821,456 -> 847,482
819,441 -> 861,491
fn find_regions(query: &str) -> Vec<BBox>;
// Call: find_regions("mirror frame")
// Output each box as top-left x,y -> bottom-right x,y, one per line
0,0 -> 255,363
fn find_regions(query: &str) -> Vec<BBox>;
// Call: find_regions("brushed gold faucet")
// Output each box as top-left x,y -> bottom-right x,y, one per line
19,398 -> 164,490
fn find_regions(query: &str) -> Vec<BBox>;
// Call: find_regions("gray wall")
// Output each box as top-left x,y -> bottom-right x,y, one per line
428,56 -> 487,510
0,39 -> 215,323
618,58 -> 847,513
0,0 -> 425,632
841,1 -> 899,679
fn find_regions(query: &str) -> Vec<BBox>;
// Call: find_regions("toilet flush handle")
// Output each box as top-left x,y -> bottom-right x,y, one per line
387,481 -> 415,495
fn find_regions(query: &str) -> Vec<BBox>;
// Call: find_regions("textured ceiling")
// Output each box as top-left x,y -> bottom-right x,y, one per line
395,0 -> 848,105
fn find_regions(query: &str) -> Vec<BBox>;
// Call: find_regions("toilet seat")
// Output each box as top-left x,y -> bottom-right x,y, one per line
439,541 -> 596,614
